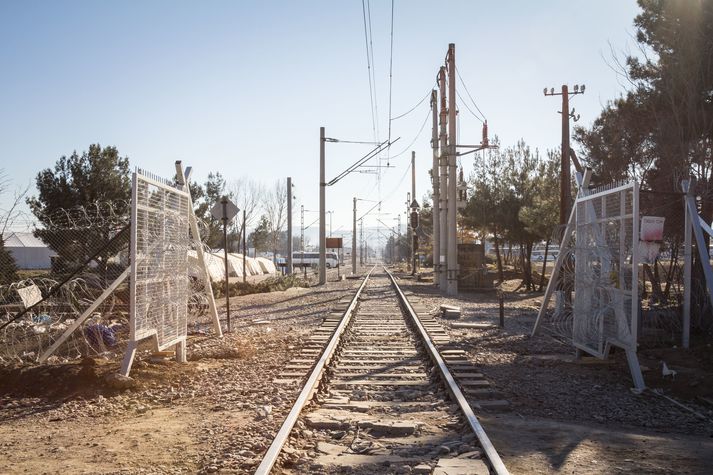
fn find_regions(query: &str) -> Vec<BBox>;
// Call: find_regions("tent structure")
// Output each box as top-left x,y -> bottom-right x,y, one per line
188,250 -> 225,282
2,232 -> 55,270
227,253 -> 259,277
188,251 -> 275,281
256,257 -> 277,274
241,255 -> 262,275
225,253 -> 244,277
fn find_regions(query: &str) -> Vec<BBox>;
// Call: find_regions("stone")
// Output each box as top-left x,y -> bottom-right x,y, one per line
316,441 -> 345,456
104,373 -> 137,390
433,457 -> 489,475
305,413 -> 350,430
357,419 -> 421,436
456,450 -> 483,459
256,405 -> 272,419
451,323 -> 495,329
413,464 -> 432,474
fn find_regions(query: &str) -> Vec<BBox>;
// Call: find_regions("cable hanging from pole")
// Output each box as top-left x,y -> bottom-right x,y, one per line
388,108 -> 431,160
390,84 -> 436,121
455,65 -> 486,122
456,92 -> 484,124
366,0 -> 380,145
387,0 -> 395,145
361,0 -> 378,144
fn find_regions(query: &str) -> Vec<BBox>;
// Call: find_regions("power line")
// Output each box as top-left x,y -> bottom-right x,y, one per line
387,0 -> 395,145
390,86 -> 434,121
388,108 -> 431,160
324,138 -> 381,145
456,91 -> 484,124
366,0 -> 380,144
361,0 -> 377,143
365,0 -> 382,198
384,162 -> 410,201
455,65 -> 487,121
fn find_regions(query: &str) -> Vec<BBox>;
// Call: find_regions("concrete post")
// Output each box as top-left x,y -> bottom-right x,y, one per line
287,177 -> 293,275
431,89 -> 440,286
446,43 -> 458,296
319,126 -> 326,284
352,197 -> 357,274
438,66 -> 448,290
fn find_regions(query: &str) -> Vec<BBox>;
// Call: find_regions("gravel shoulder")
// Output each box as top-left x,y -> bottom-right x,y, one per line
396,270 -> 713,475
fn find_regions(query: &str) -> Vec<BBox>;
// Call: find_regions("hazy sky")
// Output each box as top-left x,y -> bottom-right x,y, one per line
0,0 -> 642,247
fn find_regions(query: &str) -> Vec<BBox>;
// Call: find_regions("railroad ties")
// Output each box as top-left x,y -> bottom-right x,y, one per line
267,271 -> 499,474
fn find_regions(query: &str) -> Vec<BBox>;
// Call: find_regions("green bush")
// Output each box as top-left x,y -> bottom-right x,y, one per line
213,274 -> 309,298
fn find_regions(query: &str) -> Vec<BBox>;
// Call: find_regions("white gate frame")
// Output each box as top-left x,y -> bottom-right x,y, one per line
38,162 -> 222,373
681,178 -> 713,349
120,163 -> 223,376
533,170 -> 645,391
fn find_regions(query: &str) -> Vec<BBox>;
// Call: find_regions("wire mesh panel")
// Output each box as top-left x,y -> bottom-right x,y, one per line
0,202 -> 131,364
573,181 -> 639,356
131,169 -> 191,349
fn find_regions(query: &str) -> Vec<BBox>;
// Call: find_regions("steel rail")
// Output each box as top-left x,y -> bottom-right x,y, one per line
254,265 -> 377,475
385,268 -> 510,475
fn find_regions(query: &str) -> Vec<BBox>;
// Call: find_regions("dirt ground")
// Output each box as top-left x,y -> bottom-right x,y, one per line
0,269 -> 360,474
397,270 -> 713,475
2,265 -> 713,474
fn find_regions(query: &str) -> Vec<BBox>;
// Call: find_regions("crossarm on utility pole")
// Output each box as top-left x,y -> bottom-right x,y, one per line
326,139 -> 397,187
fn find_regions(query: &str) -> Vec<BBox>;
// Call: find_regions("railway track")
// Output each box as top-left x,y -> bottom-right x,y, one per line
256,267 -> 508,475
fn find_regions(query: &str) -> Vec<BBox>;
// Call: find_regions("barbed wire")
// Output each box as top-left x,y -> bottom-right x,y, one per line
0,200 -> 219,364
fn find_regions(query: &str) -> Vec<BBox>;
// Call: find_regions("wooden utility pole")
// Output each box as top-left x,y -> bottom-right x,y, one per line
438,66 -> 448,290
446,43 -> 458,296
431,89 -> 440,286
544,84 -> 585,224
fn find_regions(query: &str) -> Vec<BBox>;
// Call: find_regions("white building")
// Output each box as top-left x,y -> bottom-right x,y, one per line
2,232 -> 55,270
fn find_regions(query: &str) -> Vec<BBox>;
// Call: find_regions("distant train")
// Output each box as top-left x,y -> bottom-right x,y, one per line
292,251 -> 339,268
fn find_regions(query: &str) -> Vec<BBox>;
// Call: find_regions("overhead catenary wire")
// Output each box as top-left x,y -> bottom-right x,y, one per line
387,0 -> 395,145
324,139 -> 382,145
361,0 -> 378,144
388,108 -> 431,160
326,138 -> 397,187
368,159 -> 411,205
358,200 -> 383,220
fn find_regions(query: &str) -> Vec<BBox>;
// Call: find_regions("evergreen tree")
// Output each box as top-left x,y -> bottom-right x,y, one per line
0,238 -> 18,285
27,144 -> 131,276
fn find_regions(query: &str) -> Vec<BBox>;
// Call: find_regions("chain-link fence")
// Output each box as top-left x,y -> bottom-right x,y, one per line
0,198 -> 218,365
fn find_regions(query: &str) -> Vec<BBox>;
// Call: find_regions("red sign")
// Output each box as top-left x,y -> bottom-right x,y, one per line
326,237 -> 343,249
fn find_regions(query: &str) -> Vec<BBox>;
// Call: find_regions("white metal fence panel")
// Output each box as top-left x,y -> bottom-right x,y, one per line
573,181 -> 639,356
131,169 -> 191,349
